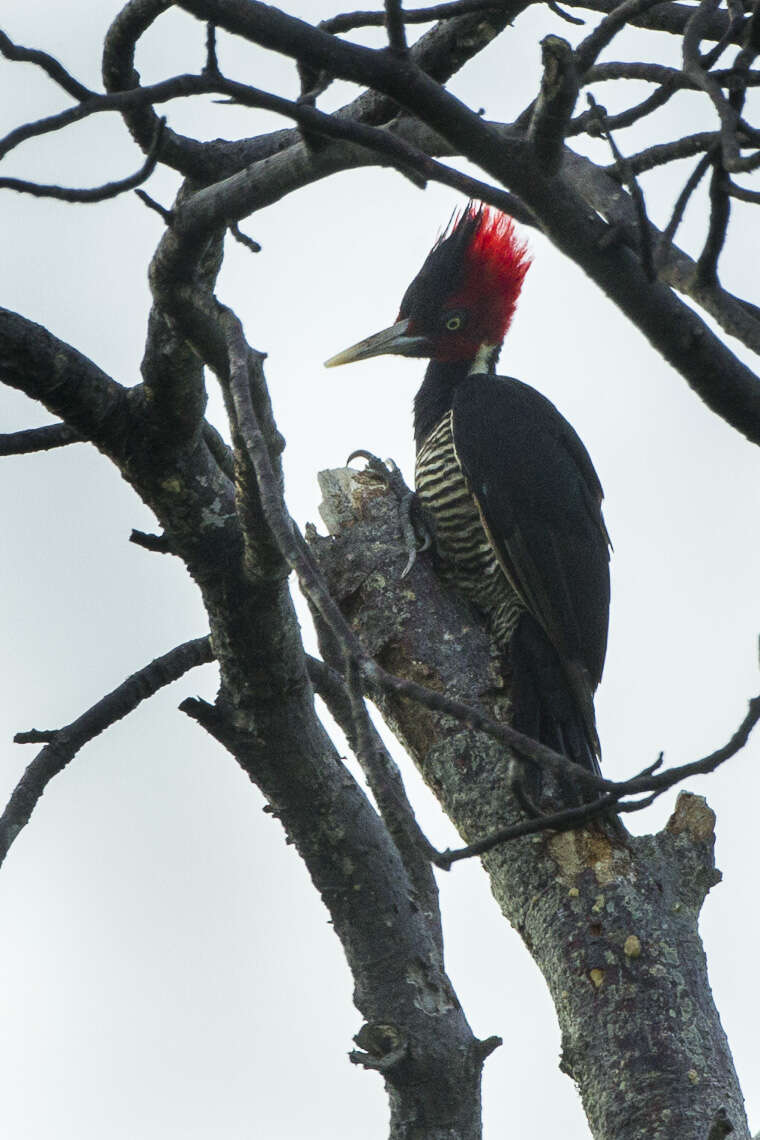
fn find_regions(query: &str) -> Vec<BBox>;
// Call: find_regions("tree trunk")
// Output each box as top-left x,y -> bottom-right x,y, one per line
310,466 -> 749,1140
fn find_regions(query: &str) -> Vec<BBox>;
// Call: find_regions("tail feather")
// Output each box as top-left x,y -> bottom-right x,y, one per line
509,613 -> 601,800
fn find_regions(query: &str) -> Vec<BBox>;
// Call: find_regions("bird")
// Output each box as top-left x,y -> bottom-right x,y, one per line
325,202 -> 610,790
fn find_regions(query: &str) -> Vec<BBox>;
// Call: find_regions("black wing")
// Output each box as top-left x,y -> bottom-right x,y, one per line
451,374 -> 611,697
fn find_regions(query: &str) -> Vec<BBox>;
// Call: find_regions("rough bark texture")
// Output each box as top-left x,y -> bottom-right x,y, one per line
310,466 -> 749,1140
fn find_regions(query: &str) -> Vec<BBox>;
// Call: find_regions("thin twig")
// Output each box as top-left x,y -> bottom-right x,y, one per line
699,0 -> 745,70
0,119 -> 165,203
0,29 -> 94,101
661,151 -> 713,250
1,637 -> 213,866
437,693 -> 760,864
384,0 -> 409,51
319,0 -> 505,34
230,222 -> 262,253
570,81 -> 678,137
682,0 -> 753,173
548,0 -> 585,25
203,21 -> 220,76
695,157 -> 731,285
135,189 -> 174,224
616,132 -> 718,176
575,0 -> 673,74
130,529 -> 173,553
586,95 -> 655,280
586,60 -> 760,90
727,179 -> 760,202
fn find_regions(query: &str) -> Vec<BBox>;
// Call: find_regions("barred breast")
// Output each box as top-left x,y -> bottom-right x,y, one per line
415,411 -> 525,648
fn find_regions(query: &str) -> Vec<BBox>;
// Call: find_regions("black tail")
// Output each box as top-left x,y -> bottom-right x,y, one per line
509,613 -> 600,801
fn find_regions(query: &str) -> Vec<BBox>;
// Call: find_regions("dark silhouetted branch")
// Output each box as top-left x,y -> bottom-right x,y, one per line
0,423 -> 82,455
574,0 -> 672,73
682,0 -> 757,173
229,222 -> 261,253
696,158 -> 731,285
0,119 -> 165,202
661,150 -> 714,250
1,637 -> 213,866
528,35 -> 579,175
586,94 -> 655,280
613,132 -> 719,175
130,529 -> 173,553
562,0 -> 748,43
0,29 -> 94,101
319,0 -> 507,33
438,691 -> 760,864
384,0 -> 408,51
309,652 -> 443,946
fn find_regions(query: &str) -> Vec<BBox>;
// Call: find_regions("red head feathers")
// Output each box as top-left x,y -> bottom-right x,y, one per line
397,203 -> 531,361
324,202 -> 531,370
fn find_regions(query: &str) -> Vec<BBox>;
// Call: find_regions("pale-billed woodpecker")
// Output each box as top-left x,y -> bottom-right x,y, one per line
326,203 -> 611,782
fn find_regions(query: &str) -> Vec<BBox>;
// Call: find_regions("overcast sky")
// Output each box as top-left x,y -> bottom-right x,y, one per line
1,2 -> 759,1137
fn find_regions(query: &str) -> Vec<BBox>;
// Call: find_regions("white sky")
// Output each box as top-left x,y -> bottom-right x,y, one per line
1,2 -> 759,1137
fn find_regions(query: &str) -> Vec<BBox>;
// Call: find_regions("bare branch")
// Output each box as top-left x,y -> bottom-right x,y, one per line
103,0 -> 523,180
203,20 -> 220,76
438,690 -> 760,864
586,94 -> 655,280
129,529 -> 173,553
0,308 -> 132,453
0,28 -> 94,101
570,80 -> 679,135
135,188 -> 173,223
727,178 -> 760,202
661,150 -> 714,249
320,0 -> 510,33
528,35 -> 579,175
383,0 -> 408,52
586,60 -> 760,89
609,131 -> 719,176
575,0 -> 675,74
1,637 -> 213,867
562,0 -> 748,43
0,422 -> 82,455
0,118 -> 165,203
229,222 -> 261,253
682,0 -> 755,173
695,157 -> 731,285
309,652 -> 444,946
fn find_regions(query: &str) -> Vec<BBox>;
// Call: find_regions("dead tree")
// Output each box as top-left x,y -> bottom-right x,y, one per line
1,1 -> 759,1137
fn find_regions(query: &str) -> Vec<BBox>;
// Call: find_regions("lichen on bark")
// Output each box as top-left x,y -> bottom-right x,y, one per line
309,465 -> 749,1140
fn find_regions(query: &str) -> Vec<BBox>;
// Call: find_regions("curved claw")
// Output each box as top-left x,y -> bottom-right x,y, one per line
346,449 -> 400,477
399,490 -> 433,578
345,452 -> 431,578
400,548 -> 418,579
346,448 -> 381,467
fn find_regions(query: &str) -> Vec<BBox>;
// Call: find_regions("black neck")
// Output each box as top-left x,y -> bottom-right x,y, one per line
413,347 -> 500,448
413,360 -> 469,448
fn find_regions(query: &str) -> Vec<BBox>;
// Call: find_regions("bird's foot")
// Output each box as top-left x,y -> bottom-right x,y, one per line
507,758 -> 544,818
347,450 -> 432,577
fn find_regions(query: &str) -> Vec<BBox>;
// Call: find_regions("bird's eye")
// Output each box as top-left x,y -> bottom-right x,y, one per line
444,312 -> 465,332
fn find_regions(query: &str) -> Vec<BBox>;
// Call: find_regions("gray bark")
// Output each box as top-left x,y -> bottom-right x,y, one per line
310,466 -> 749,1140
